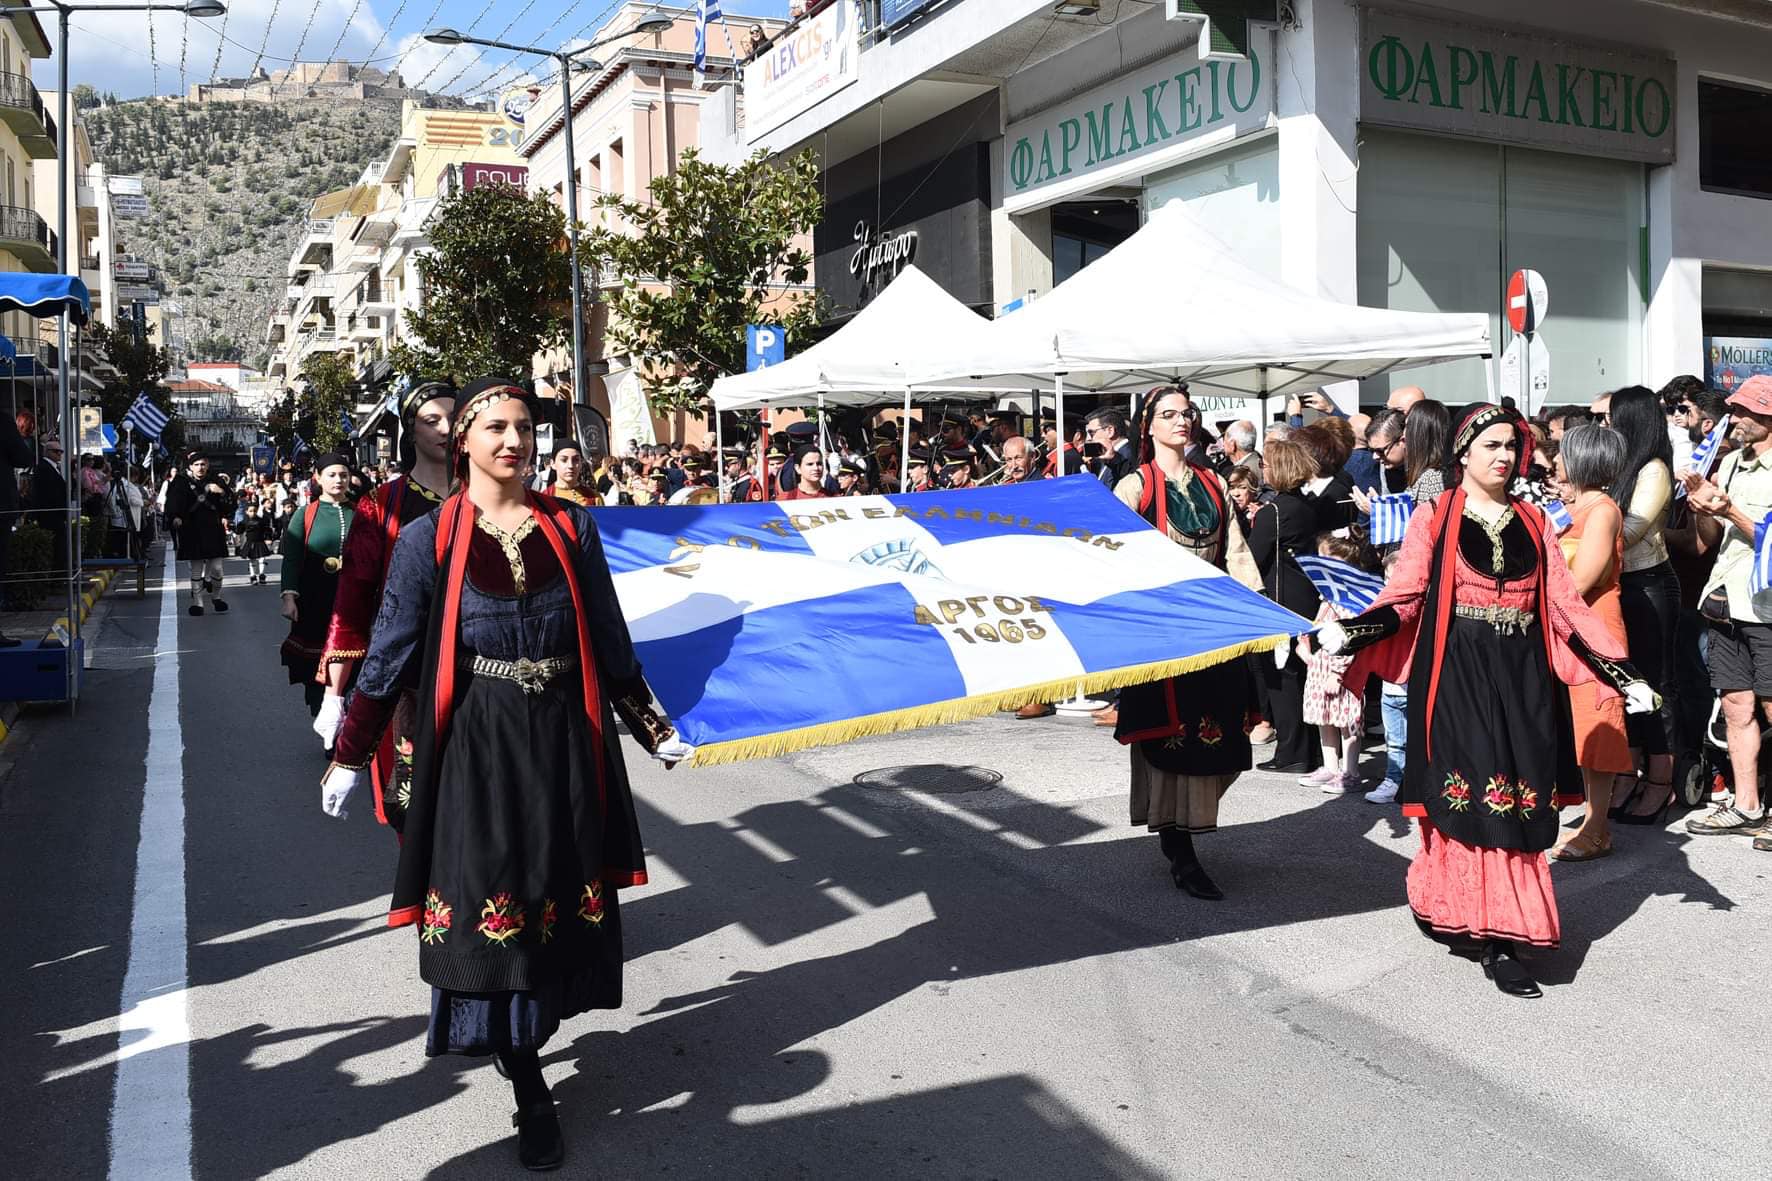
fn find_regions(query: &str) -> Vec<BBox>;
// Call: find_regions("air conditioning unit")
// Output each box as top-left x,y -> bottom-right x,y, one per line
1165,2 -> 1280,62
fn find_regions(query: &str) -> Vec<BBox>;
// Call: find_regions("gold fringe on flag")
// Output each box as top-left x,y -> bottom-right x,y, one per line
687,633 -> 1291,768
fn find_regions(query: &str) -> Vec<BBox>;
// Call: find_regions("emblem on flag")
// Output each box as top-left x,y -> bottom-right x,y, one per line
120,391 -> 170,441
1294,555 -> 1386,617
1368,493 -> 1415,547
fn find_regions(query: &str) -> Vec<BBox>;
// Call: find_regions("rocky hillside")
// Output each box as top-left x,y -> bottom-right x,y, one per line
83,98 -> 404,369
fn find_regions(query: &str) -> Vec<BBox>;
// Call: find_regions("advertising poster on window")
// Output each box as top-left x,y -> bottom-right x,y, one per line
1706,337 -> 1772,391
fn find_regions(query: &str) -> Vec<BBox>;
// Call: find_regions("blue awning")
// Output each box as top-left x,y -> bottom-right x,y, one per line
0,274 -> 90,326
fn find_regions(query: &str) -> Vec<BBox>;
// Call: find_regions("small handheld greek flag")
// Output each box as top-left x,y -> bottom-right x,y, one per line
1295,555 -> 1386,616
340,408 -> 356,438
1368,493 -> 1415,546
1751,509 -> 1772,596
120,391 -> 169,441
1544,498 -> 1574,533
1676,415 -> 1731,499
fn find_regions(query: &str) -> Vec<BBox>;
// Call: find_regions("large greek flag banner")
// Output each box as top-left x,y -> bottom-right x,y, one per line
594,476 -> 1312,766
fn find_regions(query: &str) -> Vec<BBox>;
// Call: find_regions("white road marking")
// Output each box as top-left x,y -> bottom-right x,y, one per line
108,544 -> 191,1179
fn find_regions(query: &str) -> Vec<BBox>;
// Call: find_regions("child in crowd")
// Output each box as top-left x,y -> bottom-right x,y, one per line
237,501 -> 273,584
1298,530 -> 1381,793
1366,547 -> 1407,804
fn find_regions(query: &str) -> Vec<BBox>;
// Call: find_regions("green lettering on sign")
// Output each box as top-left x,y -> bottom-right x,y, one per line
1085,103 -> 1115,166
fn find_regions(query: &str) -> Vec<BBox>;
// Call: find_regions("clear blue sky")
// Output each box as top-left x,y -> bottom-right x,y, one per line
43,1 -> 790,102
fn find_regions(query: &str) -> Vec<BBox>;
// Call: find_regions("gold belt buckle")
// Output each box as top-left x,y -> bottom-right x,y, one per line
323,556 -> 342,573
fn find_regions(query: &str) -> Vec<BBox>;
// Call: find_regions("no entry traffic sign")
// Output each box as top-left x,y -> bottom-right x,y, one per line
1506,269 -> 1548,336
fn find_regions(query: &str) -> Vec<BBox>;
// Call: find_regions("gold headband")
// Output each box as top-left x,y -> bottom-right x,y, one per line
451,385 -> 528,444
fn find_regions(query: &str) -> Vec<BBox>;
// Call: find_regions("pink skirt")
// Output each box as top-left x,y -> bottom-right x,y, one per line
1405,820 -> 1560,948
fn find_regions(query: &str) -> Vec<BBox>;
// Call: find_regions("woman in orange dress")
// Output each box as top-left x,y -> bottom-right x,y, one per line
1552,424 -> 1635,861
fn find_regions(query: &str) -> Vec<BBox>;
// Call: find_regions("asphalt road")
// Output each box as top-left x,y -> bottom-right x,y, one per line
2,543 -> 1765,1180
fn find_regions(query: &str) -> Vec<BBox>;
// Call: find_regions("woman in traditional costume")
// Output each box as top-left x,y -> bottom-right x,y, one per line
776,444 -> 830,501
1112,386 -> 1265,899
279,453 -> 356,719
320,379 -> 690,1170
312,381 -> 456,830
1321,405 -> 1656,997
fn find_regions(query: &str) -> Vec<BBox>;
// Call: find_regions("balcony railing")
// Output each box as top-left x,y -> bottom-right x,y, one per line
0,72 -> 56,157
0,205 -> 56,270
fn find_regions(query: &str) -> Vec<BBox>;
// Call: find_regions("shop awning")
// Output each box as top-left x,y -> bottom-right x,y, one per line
910,202 -> 1491,399
0,274 -> 90,327
709,266 -> 1012,412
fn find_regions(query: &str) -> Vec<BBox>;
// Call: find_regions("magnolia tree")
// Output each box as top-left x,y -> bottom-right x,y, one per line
585,148 -> 822,413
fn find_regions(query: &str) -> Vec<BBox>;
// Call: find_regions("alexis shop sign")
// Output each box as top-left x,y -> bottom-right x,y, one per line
1360,8 -> 1675,165
1003,36 -> 1271,207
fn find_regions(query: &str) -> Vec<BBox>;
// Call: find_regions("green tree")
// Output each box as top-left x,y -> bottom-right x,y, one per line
390,183 -> 571,384
89,320 -> 173,426
584,148 -> 822,413
301,351 -> 358,452
264,390 -> 297,456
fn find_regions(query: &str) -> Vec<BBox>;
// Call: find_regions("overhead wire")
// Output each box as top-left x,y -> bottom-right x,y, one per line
409,0 -> 500,91
269,0 -> 329,99
146,7 -> 159,97
319,0 -> 374,81
245,0 -> 289,82
428,0 -> 554,96
178,9 -> 190,100
453,1 -> 591,102
205,0 -> 231,82
353,0 -> 416,84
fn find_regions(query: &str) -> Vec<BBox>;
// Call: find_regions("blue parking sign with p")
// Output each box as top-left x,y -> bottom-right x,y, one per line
746,324 -> 785,371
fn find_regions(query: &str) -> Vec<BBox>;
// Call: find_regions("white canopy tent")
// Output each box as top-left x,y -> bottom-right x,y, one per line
907,201 -> 1493,436
709,265 -> 1017,496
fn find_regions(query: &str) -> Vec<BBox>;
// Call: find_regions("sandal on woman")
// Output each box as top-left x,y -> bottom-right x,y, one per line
1613,777 -> 1674,826
1552,831 -> 1613,862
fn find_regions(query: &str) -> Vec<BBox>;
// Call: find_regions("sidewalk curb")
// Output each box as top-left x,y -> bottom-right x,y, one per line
0,568 -> 121,749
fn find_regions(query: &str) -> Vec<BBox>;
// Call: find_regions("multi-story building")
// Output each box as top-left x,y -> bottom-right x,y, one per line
35,104 -> 123,398
167,377 -> 255,459
518,2 -> 789,451
266,100 -> 528,457
704,0 -> 1772,415
0,6 -> 57,389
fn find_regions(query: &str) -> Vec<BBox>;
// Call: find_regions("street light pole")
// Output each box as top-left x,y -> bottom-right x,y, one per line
427,9 -> 673,416
556,50 -> 588,414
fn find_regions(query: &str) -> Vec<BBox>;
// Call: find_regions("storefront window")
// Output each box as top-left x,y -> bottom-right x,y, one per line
1700,80 -> 1772,200
1143,136 -> 1281,279
1357,130 -> 1643,405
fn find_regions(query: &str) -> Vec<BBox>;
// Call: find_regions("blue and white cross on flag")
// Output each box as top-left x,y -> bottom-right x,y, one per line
1294,555 -> 1386,617
694,0 -> 721,73
120,391 -> 169,441
1677,415 -> 1731,499
1368,493 -> 1415,546
341,408 -> 356,438
592,477 -> 1313,765
1752,510 -> 1772,597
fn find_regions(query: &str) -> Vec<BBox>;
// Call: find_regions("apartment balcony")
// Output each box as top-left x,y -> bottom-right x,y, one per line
390,197 -> 437,247
0,72 -> 57,159
265,312 -> 289,345
296,218 -> 338,268
0,205 -> 57,272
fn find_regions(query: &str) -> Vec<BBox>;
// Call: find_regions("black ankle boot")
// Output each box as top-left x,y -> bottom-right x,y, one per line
1480,941 -> 1542,998
1158,827 -> 1224,900
512,1102 -> 564,1171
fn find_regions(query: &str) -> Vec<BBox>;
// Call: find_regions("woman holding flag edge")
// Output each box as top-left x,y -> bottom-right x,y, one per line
1320,405 -> 1659,998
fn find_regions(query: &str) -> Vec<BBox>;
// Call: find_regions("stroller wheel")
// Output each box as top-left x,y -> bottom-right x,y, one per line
1679,757 -> 1709,808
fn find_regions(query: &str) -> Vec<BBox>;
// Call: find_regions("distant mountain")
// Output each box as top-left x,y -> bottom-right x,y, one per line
83,97 -> 404,372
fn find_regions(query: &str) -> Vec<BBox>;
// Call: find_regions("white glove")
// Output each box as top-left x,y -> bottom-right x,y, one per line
1273,640 -> 1291,668
652,732 -> 696,767
313,693 -> 344,748
1623,681 -> 1659,716
321,763 -> 364,819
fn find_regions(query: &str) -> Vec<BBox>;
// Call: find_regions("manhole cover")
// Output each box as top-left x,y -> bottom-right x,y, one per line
852,764 -> 1003,794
